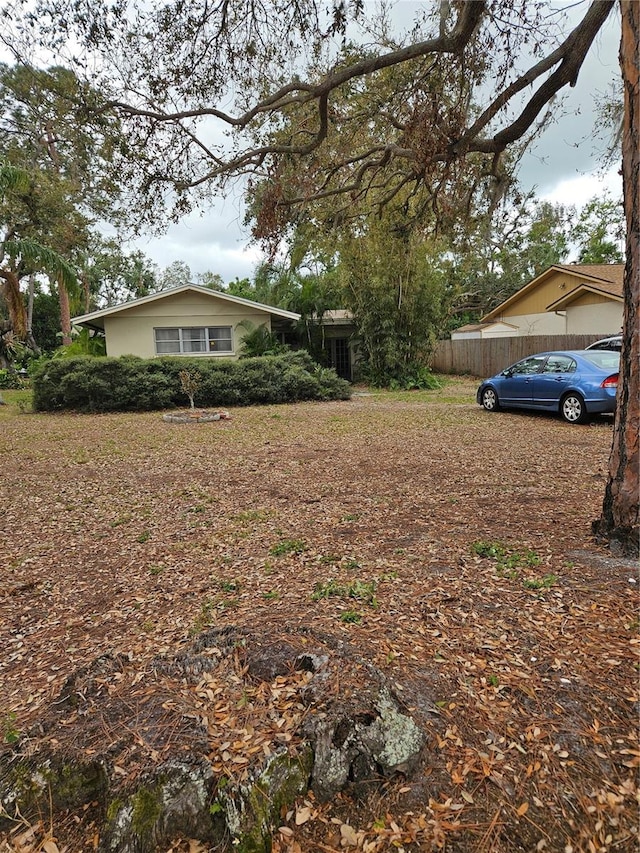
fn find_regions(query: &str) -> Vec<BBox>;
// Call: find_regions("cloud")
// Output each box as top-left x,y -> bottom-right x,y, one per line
513,7 -> 621,194
127,199 -> 262,282
541,165 -> 622,208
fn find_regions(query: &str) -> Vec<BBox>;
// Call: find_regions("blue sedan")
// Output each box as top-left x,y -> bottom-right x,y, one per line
476,350 -> 619,424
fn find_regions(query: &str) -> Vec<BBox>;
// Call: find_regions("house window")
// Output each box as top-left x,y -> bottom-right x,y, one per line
154,326 -> 233,355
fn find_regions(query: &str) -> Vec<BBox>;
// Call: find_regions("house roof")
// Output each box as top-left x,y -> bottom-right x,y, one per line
546,279 -> 625,311
481,264 -> 624,322
71,284 -> 301,328
320,310 -> 354,325
453,321 -> 518,334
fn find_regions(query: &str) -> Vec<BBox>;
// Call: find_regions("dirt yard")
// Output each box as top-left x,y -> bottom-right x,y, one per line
0,378 -> 638,852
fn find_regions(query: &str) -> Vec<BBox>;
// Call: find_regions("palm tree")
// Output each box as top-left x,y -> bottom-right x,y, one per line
0,162 -> 77,350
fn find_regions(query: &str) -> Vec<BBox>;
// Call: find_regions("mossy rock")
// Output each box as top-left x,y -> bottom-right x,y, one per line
220,747 -> 314,853
101,759 -> 220,852
0,753 -> 107,827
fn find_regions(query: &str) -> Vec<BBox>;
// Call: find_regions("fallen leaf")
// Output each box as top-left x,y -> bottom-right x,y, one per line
295,806 -> 312,825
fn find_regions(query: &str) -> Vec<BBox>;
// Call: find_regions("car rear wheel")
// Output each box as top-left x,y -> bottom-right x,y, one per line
481,387 -> 500,412
561,392 -> 587,424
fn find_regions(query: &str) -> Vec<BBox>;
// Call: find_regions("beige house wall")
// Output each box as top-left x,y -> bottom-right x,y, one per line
451,322 -> 518,340
103,291 -> 273,358
493,311 -> 567,336
565,300 -> 623,335
497,269 -> 581,317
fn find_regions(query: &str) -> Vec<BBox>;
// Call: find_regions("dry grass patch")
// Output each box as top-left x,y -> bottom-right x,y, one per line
0,378 -> 638,851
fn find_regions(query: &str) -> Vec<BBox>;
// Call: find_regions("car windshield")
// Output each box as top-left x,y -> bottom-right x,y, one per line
582,351 -> 620,370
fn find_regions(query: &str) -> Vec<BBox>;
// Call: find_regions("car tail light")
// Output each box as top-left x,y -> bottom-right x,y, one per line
601,374 -> 618,388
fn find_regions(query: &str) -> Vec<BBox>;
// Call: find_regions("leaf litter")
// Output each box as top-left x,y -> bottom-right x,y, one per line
0,379 -> 638,851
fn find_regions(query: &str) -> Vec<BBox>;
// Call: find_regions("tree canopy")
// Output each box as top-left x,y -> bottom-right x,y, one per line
3,0 -> 616,233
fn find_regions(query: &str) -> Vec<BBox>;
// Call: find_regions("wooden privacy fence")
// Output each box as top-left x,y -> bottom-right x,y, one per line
431,335 -> 607,378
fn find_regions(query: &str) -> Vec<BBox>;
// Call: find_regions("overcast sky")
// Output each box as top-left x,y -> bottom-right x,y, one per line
126,1 -> 623,282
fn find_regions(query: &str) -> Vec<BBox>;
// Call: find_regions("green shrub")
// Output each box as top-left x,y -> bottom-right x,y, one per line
0,369 -> 23,389
388,367 -> 443,391
32,351 -> 351,412
238,321 -> 289,357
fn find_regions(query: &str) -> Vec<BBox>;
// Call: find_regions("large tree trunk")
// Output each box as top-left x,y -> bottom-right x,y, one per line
58,274 -> 73,346
26,274 -> 41,355
0,268 -> 27,339
593,0 -> 639,556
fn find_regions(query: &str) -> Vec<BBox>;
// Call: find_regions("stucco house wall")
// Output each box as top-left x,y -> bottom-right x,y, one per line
564,296 -> 623,335
451,321 -> 518,340
72,286 -> 301,360
102,291 -> 273,358
488,311 -> 567,336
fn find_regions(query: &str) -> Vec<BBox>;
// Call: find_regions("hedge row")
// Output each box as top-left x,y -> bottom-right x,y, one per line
32,351 -> 352,413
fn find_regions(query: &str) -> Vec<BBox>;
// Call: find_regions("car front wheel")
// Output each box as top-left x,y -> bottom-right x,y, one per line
481,387 -> 500,412
561,392 -> 587,424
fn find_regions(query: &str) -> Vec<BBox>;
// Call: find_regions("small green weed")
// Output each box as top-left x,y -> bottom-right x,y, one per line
311,579 -> 343,600
472,541 -> 543,579
2,712 -> 19,745
110,514 -> 132,528
234,509 -> 270,522
137,531 -> 151,544
497,567 -> 520,580
487,674 -> 500,687
311,578 -> 377,606
340,513 -> 359,522
190,599 -> 216,635
471,541 -> 506,560
318,554 -> 341,565
523,574 -> 557,591
262,590 -> 280,600
269,538 -> 307,557
378,570 -> 398,582
340,610 -> 362,624
211,577 -> 241,593
148,564 -> 164,576
505,550 -> 541,569
348,579 -> 377,604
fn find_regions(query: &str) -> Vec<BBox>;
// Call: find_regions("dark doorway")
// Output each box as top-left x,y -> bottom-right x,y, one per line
328,337 -> 351,380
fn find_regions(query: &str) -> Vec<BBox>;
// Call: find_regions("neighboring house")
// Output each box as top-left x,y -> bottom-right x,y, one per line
451,320 -> 518,340
71,285 -> 301,359
455,264 -> 624,339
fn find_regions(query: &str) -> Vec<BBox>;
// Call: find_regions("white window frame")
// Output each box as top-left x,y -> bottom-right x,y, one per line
154,326 -> 234,355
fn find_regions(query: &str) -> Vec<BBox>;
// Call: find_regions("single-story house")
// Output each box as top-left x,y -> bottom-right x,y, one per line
453,264 -> 624,339
71,285 -> 302,360
72,285 -> 361,380
450,320 -> 519,340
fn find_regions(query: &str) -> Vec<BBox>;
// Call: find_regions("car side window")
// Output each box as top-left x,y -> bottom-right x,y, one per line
510,356 -> 546,375
543,356 -> 576,374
